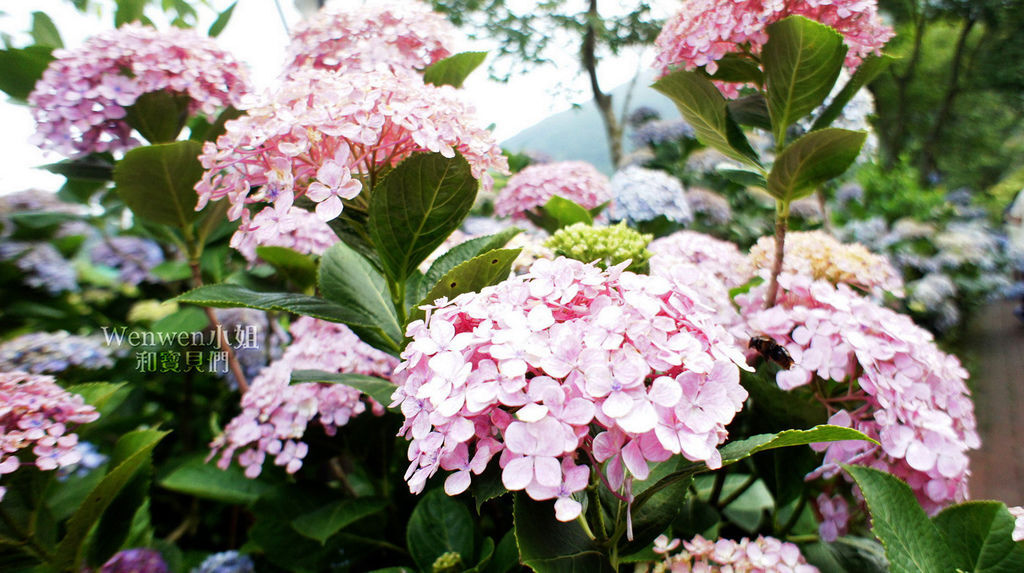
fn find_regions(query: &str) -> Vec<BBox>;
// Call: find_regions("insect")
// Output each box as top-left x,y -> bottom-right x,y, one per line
748,335 -> 795,370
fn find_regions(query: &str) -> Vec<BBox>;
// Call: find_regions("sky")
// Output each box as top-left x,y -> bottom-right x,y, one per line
0,0 -> 672,194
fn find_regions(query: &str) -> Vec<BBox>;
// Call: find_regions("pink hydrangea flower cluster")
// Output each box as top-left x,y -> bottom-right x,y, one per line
814,493 -> 850,542
738,273 -> 979,514
653,0 -> 893,95
195,68 -> 507,236
231,206 -> 338,262
392,257 -> 749,521
209,317 -> 397,478
285,1 -> 456,74
650,533 -> 820,572
28,24 -> 250,157
745,230 -> 904,297
493,161 -> 612,218
0,371 -> 99,501
649,230 -> 753,288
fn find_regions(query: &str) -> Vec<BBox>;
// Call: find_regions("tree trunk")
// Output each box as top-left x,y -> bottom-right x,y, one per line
582,0 -> 623,167
918,16 -> 976,182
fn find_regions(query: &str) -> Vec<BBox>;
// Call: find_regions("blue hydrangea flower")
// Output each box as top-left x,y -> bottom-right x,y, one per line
0,242 -> 78,294
629,119 -> 695,147
192,551 -> 255,573
90,236 -> 165,286
610,166 -> 692,224
0,331 -> 116,373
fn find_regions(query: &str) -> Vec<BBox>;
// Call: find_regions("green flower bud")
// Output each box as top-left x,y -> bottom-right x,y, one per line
544,222 -> 653,273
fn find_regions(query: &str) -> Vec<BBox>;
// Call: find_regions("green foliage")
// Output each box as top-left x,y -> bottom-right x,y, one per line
652,70 -> 762,170
513,493 -> 614,573
113,141 -> 204,228
423,51 -> 488,88
123,91 -> 191,144
254,246 -> 317,291
767,128 -> 866,202
207,1 -> 236,37
369,153 -> 478,282
292,498 -> 389,545
407,490 -> 475,571
762,16 -> 846,145
159,455 -> 273,505
290,370 -> 398,411
30,12 -> 62,49
407,248 -> 520,324
319,241 -> 405,349
0,46 -> 54,101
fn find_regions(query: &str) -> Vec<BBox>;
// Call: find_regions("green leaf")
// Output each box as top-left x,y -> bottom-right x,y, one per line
544,196 -> 593,227
766,128 -> 866,202
159,455 -> 272,505
513,492 -> 614,573
292,498 -> 388,545
466,536 -> 496,573
114,0 -> 147,27
290,370 -> 397,410
369,152 -> 478,282
66,382 -> 129,416
762,15 -> 846,144
410,228 -> 522,307
30,12 -> 63,48
844,465 -> 949,573
621,460 -> 692,556
485,531 -> 519,573
470,459 -> 509,513
113,141 -> 203,227
407,489 -> 475,572
811,54 -> 895,132
718,167 -> 768,189
0,46 -> 54,101
123,90 -> 191,144
408,248 -> 520,325
151,306 -> 208,334
175,284 -> 402,355
708,53 -> 763,86
51,429 -> 169,572
634,425 -> 874,511
423,51 -> 488,88
150,260 -> 192,281
319,241 -> 404,349
652,70 -> 761,169
41,153 -> 115,181
256,246 -> 317,290
933,501 -> 1024,572
207,1 -> 236,37
727,95 -> 772,131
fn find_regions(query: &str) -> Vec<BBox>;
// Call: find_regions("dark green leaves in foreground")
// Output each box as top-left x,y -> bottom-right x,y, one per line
318,241 -> 404,350
762,15 -> 846,144
653,69 -> 761,170
514,492 -> 615,573
0,46 -> 55,101
369,152 -> 478,282
847,465 -> 1024,573
408,248 -> 520,325
767,128 -> 866,202
407,490 -> 475,572
424,51 -> 488,88
290,370 -> 397,411
113,141 -> 204,228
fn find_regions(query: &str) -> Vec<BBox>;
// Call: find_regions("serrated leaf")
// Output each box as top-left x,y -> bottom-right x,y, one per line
30,12 -> 63,48
763,15 -> 846,144
708,53 -> 763,86
727,94 -> 772,130
423,51 -> 488,88
292,498 -> 388,545
634,425 -> 874,511
0,46 -> 54,101
844,465 -> 948,573
318,241 -> 404,350
767,128 -> 865,202
175,284 -> 401,355
159,455 -> 272,505
410,228 -> 522,307
653,70 -> 761,169
51,429 -> 169,572
407,489 -> 475,572
290,370 -> 397,410
113,141 -> 203,228
123,90 -> 191,144
486,531 -> 519,573
470,459 -> 508,513
932,501 -> 1024,572
368,152 -> 478,282
811,54 -> 895,132
207,1 -> 236,37
150,306 -> 209,334
514,492 -> 614,573
256,246 -> 317,290
408,248 -> 519,325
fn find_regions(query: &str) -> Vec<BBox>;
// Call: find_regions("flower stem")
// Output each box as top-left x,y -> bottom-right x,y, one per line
764,201 -> 790,309
189,260 -> 250,393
